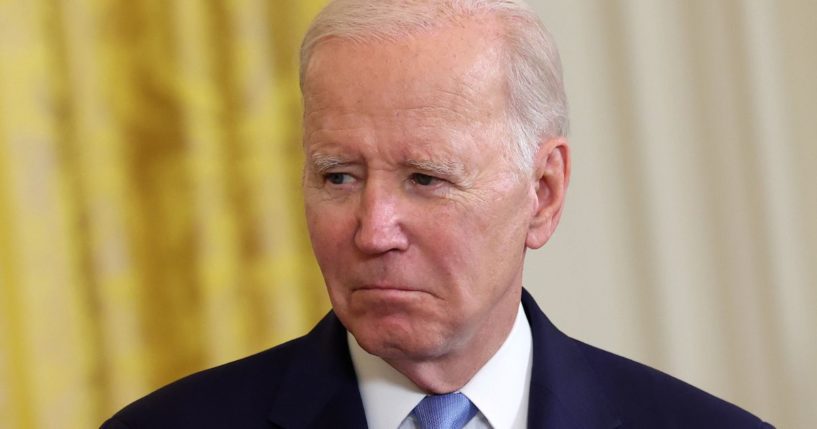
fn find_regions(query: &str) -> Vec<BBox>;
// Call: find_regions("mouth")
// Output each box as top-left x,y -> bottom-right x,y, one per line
352,284 -> 435,299
356,284 -> 421,293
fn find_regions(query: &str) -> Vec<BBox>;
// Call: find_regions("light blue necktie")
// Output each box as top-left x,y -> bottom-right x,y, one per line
412,392 -> 478,429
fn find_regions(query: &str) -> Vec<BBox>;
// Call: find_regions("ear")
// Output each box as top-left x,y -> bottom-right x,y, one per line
526,137 -> 571,249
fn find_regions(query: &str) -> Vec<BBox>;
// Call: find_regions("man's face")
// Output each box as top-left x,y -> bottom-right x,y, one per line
302,23 -> 539,363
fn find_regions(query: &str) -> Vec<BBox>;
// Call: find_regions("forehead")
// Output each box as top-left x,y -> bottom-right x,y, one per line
302,20 -> 509,126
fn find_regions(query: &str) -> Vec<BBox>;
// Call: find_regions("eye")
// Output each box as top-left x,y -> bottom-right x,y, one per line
410,173 -> 438,186
324,172 -> 352,185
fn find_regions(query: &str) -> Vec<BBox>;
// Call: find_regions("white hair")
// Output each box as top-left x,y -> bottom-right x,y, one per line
299,0 -> 568,172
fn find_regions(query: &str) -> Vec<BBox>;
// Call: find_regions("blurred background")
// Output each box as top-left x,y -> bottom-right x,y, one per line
0,1 -> 813,428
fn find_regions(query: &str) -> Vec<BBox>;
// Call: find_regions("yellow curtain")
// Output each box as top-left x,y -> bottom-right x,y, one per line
0,1 -> 329,427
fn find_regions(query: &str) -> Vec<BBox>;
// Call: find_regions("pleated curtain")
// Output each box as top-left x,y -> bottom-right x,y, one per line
0,1 -> 329,427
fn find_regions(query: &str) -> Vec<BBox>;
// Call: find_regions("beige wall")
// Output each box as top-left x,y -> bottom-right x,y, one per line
523,1 -> 817,427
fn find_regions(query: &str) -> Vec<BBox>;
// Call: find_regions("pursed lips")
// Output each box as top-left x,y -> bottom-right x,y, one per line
357,284 -> 420,292
353,285 -> 433,297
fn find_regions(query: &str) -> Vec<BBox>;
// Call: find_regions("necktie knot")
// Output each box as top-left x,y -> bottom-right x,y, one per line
412,392 -> 477,429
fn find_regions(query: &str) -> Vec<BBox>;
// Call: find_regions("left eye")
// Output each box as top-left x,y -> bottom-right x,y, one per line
410,173 -> 437,186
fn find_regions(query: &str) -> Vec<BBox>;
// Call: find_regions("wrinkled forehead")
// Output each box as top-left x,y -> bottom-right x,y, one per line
301,19 -> 510,117
302,12 -> 507,83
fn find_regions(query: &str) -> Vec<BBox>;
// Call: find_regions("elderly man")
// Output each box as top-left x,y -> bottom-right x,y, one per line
104,1 -> 773,428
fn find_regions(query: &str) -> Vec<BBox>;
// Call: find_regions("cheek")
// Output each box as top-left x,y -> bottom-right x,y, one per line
306,203 -> 352,269
306,209 -> 356,311
441,189 -> 530,275
412,205 -> 490,284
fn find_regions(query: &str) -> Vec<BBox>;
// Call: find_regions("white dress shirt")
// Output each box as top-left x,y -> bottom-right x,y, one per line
348,304 -> 533,429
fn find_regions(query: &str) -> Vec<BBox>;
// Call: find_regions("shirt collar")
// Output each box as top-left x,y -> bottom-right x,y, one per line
349,304 -> 533,429
348,333 -> 426,429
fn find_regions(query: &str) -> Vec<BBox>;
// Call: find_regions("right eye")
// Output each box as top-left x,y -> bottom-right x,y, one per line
324,172 -> 352,185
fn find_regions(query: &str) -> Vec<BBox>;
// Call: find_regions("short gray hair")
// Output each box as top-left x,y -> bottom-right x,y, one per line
299,0 -> 568,172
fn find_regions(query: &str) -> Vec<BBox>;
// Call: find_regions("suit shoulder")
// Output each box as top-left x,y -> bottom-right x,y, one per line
104,336 -> 307,428
574,340 -> 773,428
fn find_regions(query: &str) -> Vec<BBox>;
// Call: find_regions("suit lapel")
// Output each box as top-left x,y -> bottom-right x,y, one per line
266,312 -> 368,429
266,291 -> 622,428
522,289 -> 622,429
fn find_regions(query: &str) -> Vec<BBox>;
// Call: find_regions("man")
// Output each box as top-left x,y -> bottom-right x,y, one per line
103,0 -> 773,428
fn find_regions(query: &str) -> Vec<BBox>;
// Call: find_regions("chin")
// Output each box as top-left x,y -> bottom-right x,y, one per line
332,290 -> 456,358
357,335 -> 443,361
349,318 -> 452,362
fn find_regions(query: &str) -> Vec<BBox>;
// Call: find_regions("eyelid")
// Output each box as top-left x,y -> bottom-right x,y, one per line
410,171 -> 442,181
314,162 -> 349,176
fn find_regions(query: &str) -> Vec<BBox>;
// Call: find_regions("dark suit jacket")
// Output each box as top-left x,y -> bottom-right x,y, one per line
102,289 -> 773,428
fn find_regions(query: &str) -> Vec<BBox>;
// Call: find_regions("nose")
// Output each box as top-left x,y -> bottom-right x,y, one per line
354,180 -> 409,255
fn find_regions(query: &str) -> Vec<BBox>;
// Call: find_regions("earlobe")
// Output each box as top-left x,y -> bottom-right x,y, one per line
525,137 -> 570,249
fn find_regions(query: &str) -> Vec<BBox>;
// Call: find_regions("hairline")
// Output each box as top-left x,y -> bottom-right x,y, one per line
299,1 -> 568,176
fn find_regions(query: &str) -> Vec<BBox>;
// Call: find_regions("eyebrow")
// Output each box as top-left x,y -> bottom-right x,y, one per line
309,153 -> 352,174
308,153 -> 466,179
405,159 -> 465,178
